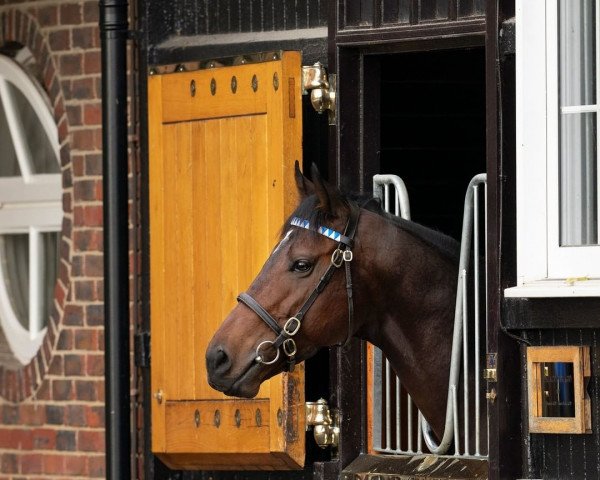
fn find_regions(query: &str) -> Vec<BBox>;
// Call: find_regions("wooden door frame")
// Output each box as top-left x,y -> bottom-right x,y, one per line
323,1 -> 522,479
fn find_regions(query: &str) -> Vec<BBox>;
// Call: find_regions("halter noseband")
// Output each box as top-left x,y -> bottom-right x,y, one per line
237,201 -> 360,372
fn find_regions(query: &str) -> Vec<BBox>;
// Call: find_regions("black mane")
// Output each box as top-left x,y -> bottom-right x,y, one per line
286,192 -> 460,263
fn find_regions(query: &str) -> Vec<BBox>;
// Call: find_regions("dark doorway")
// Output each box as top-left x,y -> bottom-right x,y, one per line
378,48 -> 486,240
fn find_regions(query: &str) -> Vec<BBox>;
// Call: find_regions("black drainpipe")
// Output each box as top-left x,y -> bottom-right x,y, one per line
99,0 -> 130,478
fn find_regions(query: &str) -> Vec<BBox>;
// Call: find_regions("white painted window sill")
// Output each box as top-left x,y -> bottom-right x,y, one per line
504,280 -> 600,298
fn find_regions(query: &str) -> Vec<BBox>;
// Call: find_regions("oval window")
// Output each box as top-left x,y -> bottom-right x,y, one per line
0,53 -> 62,366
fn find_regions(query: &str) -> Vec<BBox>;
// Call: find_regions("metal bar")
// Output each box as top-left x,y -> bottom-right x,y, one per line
100,0 -> 131,478
384,184 -> 390,211
373,347 -> 383,450
385,358 -> 391,449
417,410 -> 423,453
395,375 -> 401,450
474,185 -> 481,456
462,269 -> 469,455
407,394 -> 413,452
452,385 -> 460,455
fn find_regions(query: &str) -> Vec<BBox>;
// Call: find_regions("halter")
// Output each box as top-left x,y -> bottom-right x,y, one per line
237,201 -> 360,372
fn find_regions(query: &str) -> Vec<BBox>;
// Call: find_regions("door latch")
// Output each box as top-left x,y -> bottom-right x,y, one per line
302,63 -> 336,126
305,398 -> 339,449
484,353 -> 497,382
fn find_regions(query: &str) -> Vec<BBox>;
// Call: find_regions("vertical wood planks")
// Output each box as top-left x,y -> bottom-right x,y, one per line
148,53 -> 305,469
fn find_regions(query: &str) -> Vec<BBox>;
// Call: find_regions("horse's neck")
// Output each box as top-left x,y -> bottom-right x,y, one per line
355,210 -> 458,439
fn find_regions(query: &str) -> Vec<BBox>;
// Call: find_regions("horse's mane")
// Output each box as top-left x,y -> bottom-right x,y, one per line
286,192 -> 460,263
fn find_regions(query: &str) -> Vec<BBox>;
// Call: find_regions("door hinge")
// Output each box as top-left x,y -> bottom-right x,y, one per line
302,63 -> 336,126
483,352 -> 497,382
305,398 -> 339,449
134,331 -> 150,368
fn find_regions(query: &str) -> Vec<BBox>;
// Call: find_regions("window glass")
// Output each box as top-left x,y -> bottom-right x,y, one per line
558,0 -> 599,246
0,234 -> 28,328
0,97 -> 19,177
6,81 -> 59,175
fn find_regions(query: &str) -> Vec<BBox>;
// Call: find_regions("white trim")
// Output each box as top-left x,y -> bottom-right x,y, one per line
0,54 -> 62,365
514,0 -> 600,294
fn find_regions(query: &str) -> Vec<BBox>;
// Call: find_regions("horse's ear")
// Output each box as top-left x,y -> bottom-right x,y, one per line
310,163 -> 345,216
294,160 -> 315,198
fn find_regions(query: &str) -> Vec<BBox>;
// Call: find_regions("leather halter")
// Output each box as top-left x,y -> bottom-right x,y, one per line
237,201 -> 361,372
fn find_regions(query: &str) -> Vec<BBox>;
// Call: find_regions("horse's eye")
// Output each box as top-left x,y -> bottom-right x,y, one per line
292,259 -> 313,273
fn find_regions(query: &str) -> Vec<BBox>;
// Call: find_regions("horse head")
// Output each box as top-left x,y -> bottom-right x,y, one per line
206,163 -> 361,398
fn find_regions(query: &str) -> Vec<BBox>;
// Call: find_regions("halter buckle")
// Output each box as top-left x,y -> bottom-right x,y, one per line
255,340 -> 280,365
283,317 -> 302,336
331,249 -> 344,268
343,250 -> 353,262
283,338 -> 297,357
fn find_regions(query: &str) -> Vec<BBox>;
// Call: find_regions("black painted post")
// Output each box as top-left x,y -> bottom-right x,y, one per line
99,0 -> 131,478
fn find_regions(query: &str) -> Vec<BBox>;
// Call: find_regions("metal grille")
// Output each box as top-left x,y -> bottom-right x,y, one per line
371,173 -> 488,458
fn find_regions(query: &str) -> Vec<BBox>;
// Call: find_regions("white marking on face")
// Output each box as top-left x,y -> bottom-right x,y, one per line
272,230 -> 292,256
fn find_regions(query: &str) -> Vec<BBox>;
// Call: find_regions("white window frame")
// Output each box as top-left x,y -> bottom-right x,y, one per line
506,0 -> 600,298
0,55 -> 62,364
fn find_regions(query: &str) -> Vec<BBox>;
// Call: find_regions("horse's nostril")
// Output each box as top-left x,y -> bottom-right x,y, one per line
207,345 -> 231,376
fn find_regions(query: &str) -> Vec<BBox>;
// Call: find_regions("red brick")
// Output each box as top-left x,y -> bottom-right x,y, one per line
57,329 -> 74,350
75,380 -> 97,401
85,406 -> 105,428
64,305 -> 84,327
85,255 -> 103,277
21,453 -> 42,474
72,25 -> 97,49
84,102 -> 102,125
74,230 -> 103,252
43,454 -> 65,475
18,404 -> 46,426
64,354 -> 84,376
65,405 -> 85,427
84,1 -> 99,23
38,5 -> 59,25
86,354 -> 104,376
46,405 -> 64,425
0,454 -> 17,474
70,77 -> 95,100
74,179 -> 101,201
48,29 -> 70,51
78,430 -> 105,452
57,430 -> 76,451
88,455 -> 105,477
52,379 -> 72,401
48,355 -> 63,375
72,154 -> 85,176
85,153 -> 102,175
84,50 -> 101,74
60,3 -> 82,24
59,53 -> 82,76
0,428 -> 33,449
86,304 -> 104,326
71,129 -> 97,150
74,328 -> 98,350
66,104 -> 82,126
33,428 -> 57,449
75,280 -> 95,301
1,405 -> 18,424
74,205 -> 103,227
65,454 -> 88,475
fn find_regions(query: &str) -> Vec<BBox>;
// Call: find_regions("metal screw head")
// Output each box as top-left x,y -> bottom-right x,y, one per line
255,409 -> 262,427
235,409 -> 241,427
214,409 -> 221,427
176,64 -> 185,72
194,409 -> 200,427
153,390 -> 163,404
277,408 -> 283,427
231,76 -> 237,93
251,74 -> 258,92
149,68 -> 157,76
210,78 -> 217,96
190,79 -> 196,97
273,72 -> 279,91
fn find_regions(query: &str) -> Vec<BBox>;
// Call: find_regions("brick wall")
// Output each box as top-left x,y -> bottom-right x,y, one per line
0,1 -> 135,478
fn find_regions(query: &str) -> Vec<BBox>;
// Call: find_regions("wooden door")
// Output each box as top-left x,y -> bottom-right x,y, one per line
148,52 -> 305,470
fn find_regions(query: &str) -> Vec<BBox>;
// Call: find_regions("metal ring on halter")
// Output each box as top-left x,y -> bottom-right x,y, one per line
283,317 -> 301,336
343,250 -> 353,262
255,340 -> 280,365
283,338 -> 297,357
331,249 -> 344,268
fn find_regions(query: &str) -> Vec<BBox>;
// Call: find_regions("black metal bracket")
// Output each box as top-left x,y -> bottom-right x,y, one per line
134,331 -> 150,368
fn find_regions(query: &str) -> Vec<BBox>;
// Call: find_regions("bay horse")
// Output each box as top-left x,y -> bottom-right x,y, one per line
206,163 -> 467,444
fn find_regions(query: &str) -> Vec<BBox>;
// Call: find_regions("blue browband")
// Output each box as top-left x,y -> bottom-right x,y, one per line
290,217 -> 353,247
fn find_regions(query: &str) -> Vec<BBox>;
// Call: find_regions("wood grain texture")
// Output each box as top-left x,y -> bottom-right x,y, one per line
148,52 -> 304,469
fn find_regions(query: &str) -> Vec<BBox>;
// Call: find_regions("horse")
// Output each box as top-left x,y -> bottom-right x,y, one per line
206,163 -> 467,444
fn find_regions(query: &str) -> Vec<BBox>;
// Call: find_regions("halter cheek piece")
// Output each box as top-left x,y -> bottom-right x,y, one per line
237,202 -> 361,372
